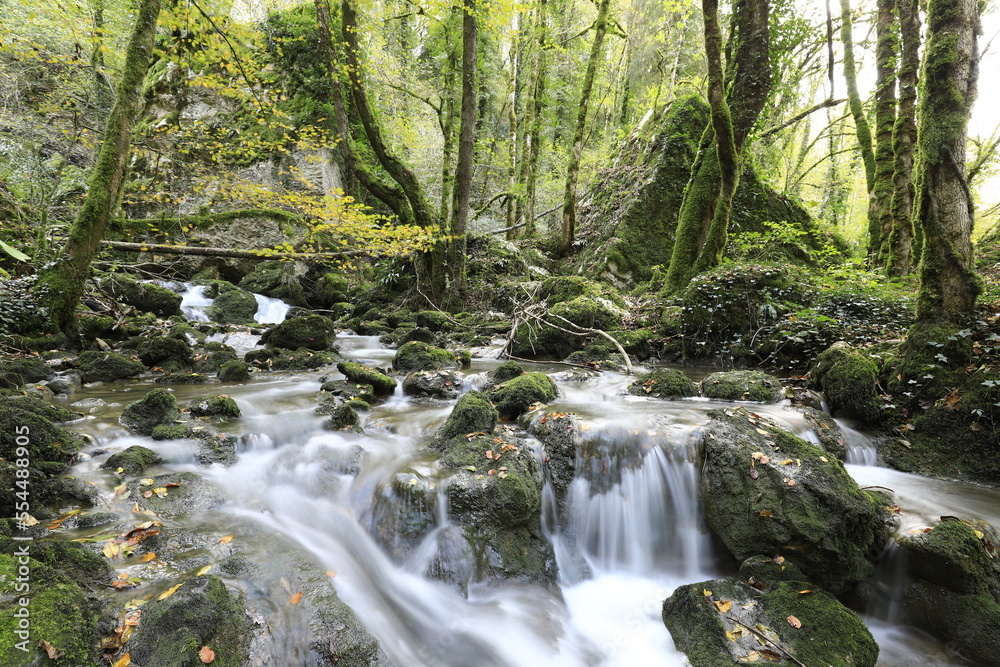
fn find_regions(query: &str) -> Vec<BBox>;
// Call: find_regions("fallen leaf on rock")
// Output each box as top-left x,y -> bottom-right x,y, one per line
797,589 -> 813,594
197,565 -> 211,576
759,510 -> 773,518
40,640 -> 59,659
326,570 -> 337,578
142,491 -> 153,499
749,467 -> 759,480
290,591 -> 302,605
157,583 -> 182,601
103,541 -> 122,559
712,599 -> 732,613
739,651 -> 761,663
787,615 -> 801,628
140,553 -> 157,563
199,646 -> 216,663
219,535 -> 234,544
112,653 -> 131,667
778,459 -> 793,465
759,649 -> 781,661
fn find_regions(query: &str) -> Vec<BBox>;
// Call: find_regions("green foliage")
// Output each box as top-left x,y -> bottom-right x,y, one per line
727,220 -> 844,264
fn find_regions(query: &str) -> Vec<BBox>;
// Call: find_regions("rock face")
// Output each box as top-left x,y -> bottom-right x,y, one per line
0,356 -> 53,387
701,370 -> 783,403
700,408 -> 890,596
896,517 -> 1000,666
811,342 -> 881,423
663,577 -> 878,667
626,368 -> 697,399
260,314 -> 336,350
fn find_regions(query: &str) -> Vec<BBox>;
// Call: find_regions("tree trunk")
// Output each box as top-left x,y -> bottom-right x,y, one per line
37,0 -> 162,338
523,0 -> 547,238
663,0 -> 771,292
886,0 -> 919,276
559,0 -> 611,255
913,0 -> 981,322
447,0 -> 478,307
871,0 -> 897,266
839,0 -> 877,236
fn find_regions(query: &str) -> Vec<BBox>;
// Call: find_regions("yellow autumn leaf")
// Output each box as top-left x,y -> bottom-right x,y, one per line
197,565 -> 212,576
219,534 -> 234,544
140,553 -> 157,563
157,583 -> 183,601
113,653 -> 131,667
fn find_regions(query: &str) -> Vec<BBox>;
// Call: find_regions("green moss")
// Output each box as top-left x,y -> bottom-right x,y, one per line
0,573 -> 99,666
327,404 -> 359,430
414,310 -> 455,332
151,423 -> 193,440
812,343 -> 881,422
134,336 -> 194,369
168,323 -> 207,344
207,285 -> 259,324
489,372 -> 557,418
337,361 -> 397,393
399,327 -> 436,345
120,388 -> 181,435
189,395 -> 241,419
0,397 -> 84,464
626,368 -> 697,398
78,313 -> 115,340
267,347 -> 338,371
321,379 -> 376,404
487,361 -> 524,387
101,273 -> 182,317
238,260 -> 308,307
77,350 -> 145,383
701,370 -> 783,403
260,314 -> 336,350
196,346 -> 240,374
217,360 -> 251,382
0,357 -> 53,387
392,341 -> 460,372
244,348 -> 276,365
102,444 -> 163,475
437,391 -> 498,442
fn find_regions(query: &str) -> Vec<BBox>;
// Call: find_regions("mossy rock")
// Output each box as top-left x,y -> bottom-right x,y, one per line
122,575 -> 250,667
120,388 -> 181,435
414,310 -> 455,332
217,360 -> 251,382
898,518 -> 1000,597
399,327 -> 437,344
402,370 -> 463,399
700,409 -> 890,596
101,273 -> 183,317
0,356 -> 53,387
0,397 -> 83,472
267,347 -> 338,371
663,577 -> 878,667
484,360 -> 524,389
539,275 -> 626,309
884,322 -> 974,406
701,370 -> 783,403
488,372 -> 557,418
244,348 -> 276,365
337,361 -> 397,393
78,312 -> 116,340
238,259 -> 308,307
436,391 -> 498,443
77,350 -> 145,383
168,322 -> 207,344
207,285 -> 259,324
326,404 -> 359,430
260,314 -> 336,350
154,372 -> 212,384
102,445 -> 163,476
320,379 -> 375,404
189,395 -> 241,419
811,342 -> 880,422
626,368 -> 697,399
195,343 -> 239,374
151,423 -> 194,440
308,271 -> 349,309
134,336 -> 194,369
525,410 -> 580,505
127,471 -> 223,518
392,341 -> 460,372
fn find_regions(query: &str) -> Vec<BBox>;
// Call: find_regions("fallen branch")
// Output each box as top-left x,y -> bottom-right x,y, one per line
487,205 -> 561,235
504,353 -> 603,372
101,241 -> 363,261
545,311 -> 633,375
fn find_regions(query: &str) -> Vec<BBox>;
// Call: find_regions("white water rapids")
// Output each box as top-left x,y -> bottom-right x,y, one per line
62,334 -> 1000,666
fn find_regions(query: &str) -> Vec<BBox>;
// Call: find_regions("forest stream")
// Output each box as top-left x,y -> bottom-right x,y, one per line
53,315 -> 1000,666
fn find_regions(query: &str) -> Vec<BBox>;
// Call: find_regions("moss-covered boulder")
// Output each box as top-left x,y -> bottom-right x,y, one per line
326,404 -> 360,430
525,410 -> 581,505
238,259 -> 308,307
134,336 -> 194,370
267,347 -> 338,371
626,368 -> 697,399
402,370 -> 463,399
392,341 -> 460,372
701,370 -> 783,403
195,342 -> 239,373
700,408 -> 890,596
337,361 -> 397,393
0,356 -> 53,388
320,379 -> 375,404
101,445 -> 163,476
189,394 -> 241,419
260,314 -> 336,350
0,396 -> 83,465
510,288 -> 626,360
399,326 -> 437,345
811,342 -> 881,422
483,360 -> 524,389
488,372 -> 557,418
894,518 -> 1000,665
217,360 -> 251,381
121,574 -> 250,667
663,577 -> 878,667
436,390 -> 498,443
127,471 -> 223,518
414,310 -> 455,332
101,273 -> 183,317
77,350 -> 145,383
207,284 -> 259,324
120,388 -> 181,435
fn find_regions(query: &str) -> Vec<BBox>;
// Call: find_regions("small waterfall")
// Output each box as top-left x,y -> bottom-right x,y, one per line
838,418 -> 882,465
180,284 -> 212,322
866,539 -> 908,624
253,293 -> 291,323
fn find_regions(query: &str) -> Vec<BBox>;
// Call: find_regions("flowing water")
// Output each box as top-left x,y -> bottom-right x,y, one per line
58,333 -> 1000,666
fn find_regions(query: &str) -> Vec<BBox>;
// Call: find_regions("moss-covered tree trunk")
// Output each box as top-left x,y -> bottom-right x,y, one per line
559,0 -> 611,255
913,0 -> 981,322
37,0 -> 162,338
446,0 -> 478,308
839,0 -> 877,243
885,0 -> 919,276
871,0 -> 898,266
663,0 -> 771,292
522,0 -> 548,238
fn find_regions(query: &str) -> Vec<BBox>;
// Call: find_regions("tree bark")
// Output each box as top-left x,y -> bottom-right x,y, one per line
523,0 -> 548,237
914,0 -> 981,322
447,0 -> 478,306
37,0 -> 162,338
886,0 -> 919,276
871,0 -> 897,265
839,0 -> 876,192
559,0 -> 611,255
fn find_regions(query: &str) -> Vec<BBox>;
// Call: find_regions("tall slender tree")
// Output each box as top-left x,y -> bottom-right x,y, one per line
871,0 -> 898,265
37,0 -> 163,338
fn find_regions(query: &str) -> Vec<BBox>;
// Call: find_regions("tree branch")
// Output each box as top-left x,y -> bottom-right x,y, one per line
760,98 -> 847,139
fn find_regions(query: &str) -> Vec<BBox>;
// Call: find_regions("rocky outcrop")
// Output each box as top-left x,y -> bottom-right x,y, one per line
260,314 -> 336,351
701,370 -> 783,403
811,342 -> 881,423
